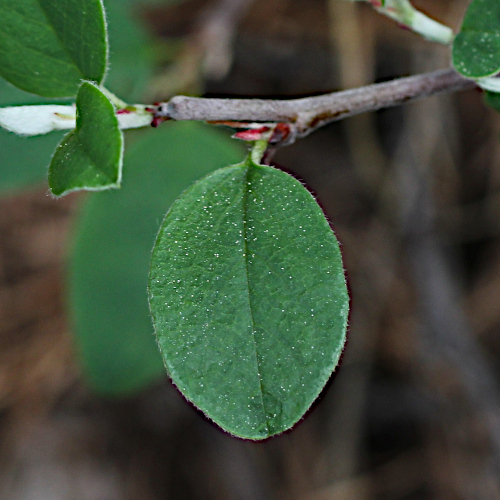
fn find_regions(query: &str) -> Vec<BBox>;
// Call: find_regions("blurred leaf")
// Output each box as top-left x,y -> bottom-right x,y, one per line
70,122 -> 244,396
0,79 -> 66,194
453,0 -> 500,78
49,82 -> 123,196
149,156 -> 349,439
104,0 -> 154,102
0,0 -> 108,97
0,130 -> 62,193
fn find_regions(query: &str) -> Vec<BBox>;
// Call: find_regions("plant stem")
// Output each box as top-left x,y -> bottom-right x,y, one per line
155,68 -> 475,142
363,0 -> 455,45
250,139 -> 269,165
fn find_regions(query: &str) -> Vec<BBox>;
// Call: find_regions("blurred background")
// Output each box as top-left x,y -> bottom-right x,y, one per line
1,0 -> 500,498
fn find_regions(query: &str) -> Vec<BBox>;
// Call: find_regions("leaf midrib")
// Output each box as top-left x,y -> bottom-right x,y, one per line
75,133 -> 115,181
37,0 -> 88,80
2,2 -> 88,82
241,163 -> 270,435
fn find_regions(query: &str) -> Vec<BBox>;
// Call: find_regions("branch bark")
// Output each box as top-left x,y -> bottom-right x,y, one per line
155,68 -> 476,142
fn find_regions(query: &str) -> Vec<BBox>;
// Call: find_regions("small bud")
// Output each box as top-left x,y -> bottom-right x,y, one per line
233,126 -> 271,141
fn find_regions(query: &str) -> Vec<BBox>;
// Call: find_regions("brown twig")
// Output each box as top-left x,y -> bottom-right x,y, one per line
154,68 -> 476,143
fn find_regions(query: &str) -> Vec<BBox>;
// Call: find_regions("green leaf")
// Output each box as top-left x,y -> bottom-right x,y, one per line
70,123 -> 245,396
0,0 -> 108,97
49,81 -> 123,196
0,129 -> 63,193
149,156 -> 349,440
452,0 -> 500,78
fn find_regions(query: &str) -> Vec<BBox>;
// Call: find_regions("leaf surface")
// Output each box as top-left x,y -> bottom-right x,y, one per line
49,81 -> 123,196
453,0 -> 500,78
149,156 -> 349,439
70,123 -> 244,395
0,0 -> 107,97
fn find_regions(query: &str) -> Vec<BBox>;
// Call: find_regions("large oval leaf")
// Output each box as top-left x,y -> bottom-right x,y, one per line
149,156 -> 349,439
70,123 -> 244,396
453,0 -> 500,78
0,0 -> 107,97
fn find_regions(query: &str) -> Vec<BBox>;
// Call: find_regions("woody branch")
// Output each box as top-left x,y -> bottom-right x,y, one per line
153,68 -> 476,144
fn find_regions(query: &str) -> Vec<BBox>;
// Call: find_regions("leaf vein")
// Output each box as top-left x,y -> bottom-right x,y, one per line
242,164 -> 269,434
